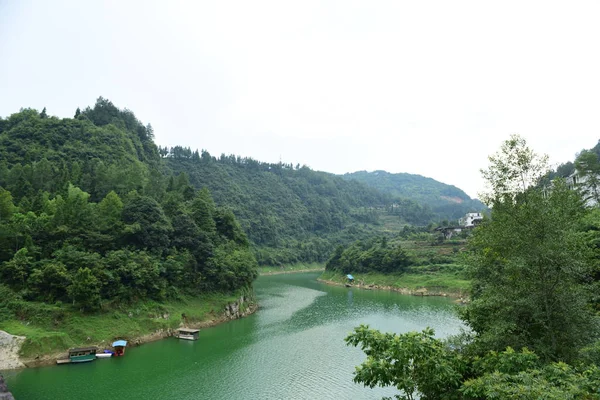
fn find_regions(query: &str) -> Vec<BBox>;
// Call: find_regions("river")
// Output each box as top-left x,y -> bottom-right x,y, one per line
3,272 -> 463,399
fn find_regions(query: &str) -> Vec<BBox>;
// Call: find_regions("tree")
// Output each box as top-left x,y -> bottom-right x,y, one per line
480,134 -> 549,204
122,195 -> 172,250
575,149 -> 600,205
68,267 -> 100,310
28,262 -> 70,302
96,190 -> 123,236
347,327 -> 600,399
190,188 -> 216,234
0,187 -> 15,222
464,138 -> 599,362
0,248 -> 32,287
345,326 -> 465,400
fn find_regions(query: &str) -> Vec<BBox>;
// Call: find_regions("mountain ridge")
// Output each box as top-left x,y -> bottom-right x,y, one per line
342,170 -> 486,220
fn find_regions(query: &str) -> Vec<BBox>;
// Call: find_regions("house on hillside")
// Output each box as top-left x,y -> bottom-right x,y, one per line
566,172 -> 599,207
459,212 -> 483,228
435,226 -> 463,239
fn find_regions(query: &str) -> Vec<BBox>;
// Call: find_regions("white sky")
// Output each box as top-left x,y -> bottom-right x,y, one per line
1,0 -> 599,198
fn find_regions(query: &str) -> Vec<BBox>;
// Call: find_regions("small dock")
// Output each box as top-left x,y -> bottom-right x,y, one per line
56,359 -> 71,365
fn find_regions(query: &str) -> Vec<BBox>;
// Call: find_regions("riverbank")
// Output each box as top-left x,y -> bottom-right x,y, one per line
258,262 -> 324,275
0,291 -> 257,370
318,268 -> 470,298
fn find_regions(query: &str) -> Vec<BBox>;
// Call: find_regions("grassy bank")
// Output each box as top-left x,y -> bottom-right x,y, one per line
319,264 -> 470,296
258,262 -> 324,275
1,291 -> 250,362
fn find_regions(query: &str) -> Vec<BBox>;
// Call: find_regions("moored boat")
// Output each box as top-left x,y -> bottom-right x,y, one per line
177,328 -> 200,340
112,340 -> 127,356
68,347 -> 97,363
96,351 -> 113,359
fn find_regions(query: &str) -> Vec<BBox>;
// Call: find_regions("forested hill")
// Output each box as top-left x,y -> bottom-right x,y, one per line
0,98 -> 471,271
343,170 -> 486,220
0,99 -> 257,313
163,154 -> 433,265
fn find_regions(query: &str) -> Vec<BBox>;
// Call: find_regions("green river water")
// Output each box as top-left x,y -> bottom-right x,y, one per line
3,272 -> 463,399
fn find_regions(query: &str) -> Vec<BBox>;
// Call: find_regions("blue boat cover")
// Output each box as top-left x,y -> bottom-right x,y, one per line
346,274 -> 354,280
112,340 -> 127,347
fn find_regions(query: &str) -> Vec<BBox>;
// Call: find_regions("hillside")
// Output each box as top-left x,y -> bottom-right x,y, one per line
343,170 -> 486,220
0,99 -> 257,312
164,154 -> 434,265
0,98 -> 478,270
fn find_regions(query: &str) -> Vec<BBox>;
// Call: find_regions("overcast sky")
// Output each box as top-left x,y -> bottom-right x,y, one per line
1,1 -> 599,198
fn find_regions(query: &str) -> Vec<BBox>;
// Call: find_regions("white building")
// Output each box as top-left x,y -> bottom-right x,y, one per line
566,172 -> 599,207
459,212 -> 483,228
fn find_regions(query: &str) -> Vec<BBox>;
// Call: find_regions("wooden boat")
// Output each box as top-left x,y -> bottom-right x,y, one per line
177,328 -> 200,341
68,347 -> 97,363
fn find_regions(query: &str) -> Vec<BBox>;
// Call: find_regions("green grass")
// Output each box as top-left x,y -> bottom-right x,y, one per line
258,262 -> 325,275
1,292 -> 243,359
319,264 -> 470,295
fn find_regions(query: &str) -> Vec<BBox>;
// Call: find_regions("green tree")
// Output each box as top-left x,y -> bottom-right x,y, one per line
28,262 -> 70,302
464,136 -> 598,362
0,187 -> 15,222
346,326 -> 465,400
96,190 -> 123,235
68,267 -> 101,310
190,188 -> 216,234
479,133 -> 548,204
122,195 -> 172,251
575,149 -> 600,205
0,247 -> 32,287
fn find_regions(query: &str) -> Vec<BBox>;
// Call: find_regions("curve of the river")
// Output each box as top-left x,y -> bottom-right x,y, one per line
3,272 -> 463,399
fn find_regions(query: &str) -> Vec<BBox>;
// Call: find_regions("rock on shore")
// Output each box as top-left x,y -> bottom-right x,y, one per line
0,331 -> 25,370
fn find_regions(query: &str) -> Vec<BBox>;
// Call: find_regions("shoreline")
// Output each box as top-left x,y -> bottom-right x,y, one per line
3,297 -> 258,370
259,268 -> 324,276
317,278 -> 467,299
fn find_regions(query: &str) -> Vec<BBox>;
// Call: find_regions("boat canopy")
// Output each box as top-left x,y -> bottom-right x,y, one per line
112,340 -> 127,347
346,274 -> 354,280
69,346 -> 97,353
178,328 -> 200,334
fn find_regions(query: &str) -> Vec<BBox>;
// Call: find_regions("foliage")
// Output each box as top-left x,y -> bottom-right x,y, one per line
164,156 -> 437,265
325,238 -> 414,274
463,135 -> 599,363
319,266 -> 470,294
67,267 -> 100,311
343,170 -> 486,220
1,289 -> 245,359
347,326 -> 600,399
479,133 -> 549,204
462,182 -> 598,362
346,326 -> 465,400
0,99 -> 257,316
575,149 -> 600,205
347,136 -> 600,399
